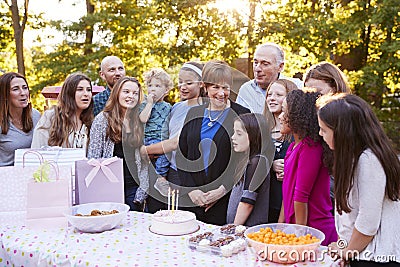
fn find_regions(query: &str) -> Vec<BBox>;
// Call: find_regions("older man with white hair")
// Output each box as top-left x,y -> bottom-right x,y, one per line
236,43 -> 302,114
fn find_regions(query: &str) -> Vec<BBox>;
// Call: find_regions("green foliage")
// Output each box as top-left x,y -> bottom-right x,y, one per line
31,0 -> 247,92
0,7 -> 12,50
255,0 -> 399,149
0,4 -> 14,73
2,0 -> 399,148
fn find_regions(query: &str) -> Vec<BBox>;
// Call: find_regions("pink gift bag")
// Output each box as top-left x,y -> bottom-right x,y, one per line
15,147 -> 86,205
75,157 -> 124,204
25,151 -> 71,229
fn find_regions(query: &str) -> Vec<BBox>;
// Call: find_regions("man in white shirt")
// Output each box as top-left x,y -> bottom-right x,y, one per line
236,43 -> 303,114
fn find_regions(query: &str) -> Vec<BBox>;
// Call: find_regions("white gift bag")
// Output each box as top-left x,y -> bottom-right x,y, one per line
14,146 -> 86,168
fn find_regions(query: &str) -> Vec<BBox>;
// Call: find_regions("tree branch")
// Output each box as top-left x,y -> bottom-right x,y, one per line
21,0 -> 29,33
2,0 -> 11,8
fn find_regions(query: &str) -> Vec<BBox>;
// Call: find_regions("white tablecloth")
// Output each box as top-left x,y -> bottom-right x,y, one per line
0,212 -> 335,266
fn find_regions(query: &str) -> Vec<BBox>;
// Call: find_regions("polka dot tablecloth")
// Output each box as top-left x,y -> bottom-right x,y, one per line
0,212 -> 335,266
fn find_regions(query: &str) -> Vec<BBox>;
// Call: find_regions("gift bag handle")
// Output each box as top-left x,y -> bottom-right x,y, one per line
23,150 -> 44,166
41,160 -> 60,181
23,150 -> 60,182
36,146 -> 62,163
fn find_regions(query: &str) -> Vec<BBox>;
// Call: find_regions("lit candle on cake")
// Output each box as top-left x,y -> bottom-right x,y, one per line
168,187 -> 171,211
172,189 -> 175,213
176,189 -> 179,210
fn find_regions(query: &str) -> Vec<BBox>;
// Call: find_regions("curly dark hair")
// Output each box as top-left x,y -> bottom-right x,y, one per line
284,89 -> 322,143
284,88 -> 333,171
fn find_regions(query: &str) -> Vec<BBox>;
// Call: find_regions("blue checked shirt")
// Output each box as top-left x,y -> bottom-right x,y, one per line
139,101 -> 172,141
93,86 -> 111,116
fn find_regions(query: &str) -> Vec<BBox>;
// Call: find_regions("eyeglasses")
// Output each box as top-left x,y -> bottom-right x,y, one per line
177,81 -> 201,88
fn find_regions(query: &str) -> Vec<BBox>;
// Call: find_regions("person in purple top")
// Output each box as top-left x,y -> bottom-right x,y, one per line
277,88 -> 337,246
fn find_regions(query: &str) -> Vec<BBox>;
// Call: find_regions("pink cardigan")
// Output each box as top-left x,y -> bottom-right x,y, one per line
282,137 -> 337,245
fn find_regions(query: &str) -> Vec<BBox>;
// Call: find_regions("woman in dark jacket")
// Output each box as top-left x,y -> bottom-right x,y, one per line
177,60 -> 249,225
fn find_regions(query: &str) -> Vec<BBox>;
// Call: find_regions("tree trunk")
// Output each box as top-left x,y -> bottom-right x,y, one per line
246,0 -> 256,79
9,0 -> 28,76
84,0 -> 94,55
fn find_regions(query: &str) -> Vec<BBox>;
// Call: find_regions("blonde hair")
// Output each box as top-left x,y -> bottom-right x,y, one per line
263,79 -> 298,140
144,68 -> 173,91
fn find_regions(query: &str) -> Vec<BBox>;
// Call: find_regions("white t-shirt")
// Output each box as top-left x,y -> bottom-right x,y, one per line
166,100 -> 200,170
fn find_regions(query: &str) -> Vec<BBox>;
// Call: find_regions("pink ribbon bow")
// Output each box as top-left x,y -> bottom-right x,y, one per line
84,157 -> 120,187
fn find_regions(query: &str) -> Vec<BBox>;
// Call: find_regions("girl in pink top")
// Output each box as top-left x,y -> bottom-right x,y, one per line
278,89 -> 337,246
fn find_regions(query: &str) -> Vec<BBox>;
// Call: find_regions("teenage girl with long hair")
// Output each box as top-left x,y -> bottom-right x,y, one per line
88,76 -> 149,211
31,73 -> 93,150
263,79 -> 298,222
317,93 -> 400,267
227,113 -> 274,226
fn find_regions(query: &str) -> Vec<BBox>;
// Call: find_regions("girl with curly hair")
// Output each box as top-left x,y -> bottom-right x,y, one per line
278,89 -> 337,246
31,73 -> 93,150
305,62 -> 351,211
88,76 -> 149,211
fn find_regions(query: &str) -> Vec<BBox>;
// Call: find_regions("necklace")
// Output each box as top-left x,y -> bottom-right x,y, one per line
207,106 -> 225,127
10,117 -> 23,129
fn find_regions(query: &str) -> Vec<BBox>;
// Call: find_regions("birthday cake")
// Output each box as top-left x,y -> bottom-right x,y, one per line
150,210 -> 199,236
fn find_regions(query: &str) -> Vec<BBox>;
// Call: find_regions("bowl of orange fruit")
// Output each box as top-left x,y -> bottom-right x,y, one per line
244,223 -> 325,264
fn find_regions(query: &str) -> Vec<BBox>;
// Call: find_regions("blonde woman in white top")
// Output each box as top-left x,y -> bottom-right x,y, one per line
32,73 -> 93,151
